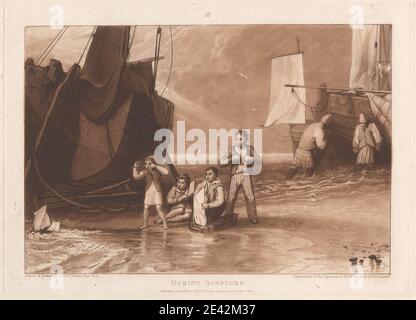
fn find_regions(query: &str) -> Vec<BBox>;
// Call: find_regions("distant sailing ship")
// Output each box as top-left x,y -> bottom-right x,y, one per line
25,26 -> 176,213
264,25 -> 392,165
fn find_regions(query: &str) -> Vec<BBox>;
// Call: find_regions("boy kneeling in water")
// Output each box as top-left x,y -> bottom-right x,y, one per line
155,174 -> 194,224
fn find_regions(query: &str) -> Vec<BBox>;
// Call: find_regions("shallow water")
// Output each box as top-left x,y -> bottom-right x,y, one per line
25,162 -> 390,274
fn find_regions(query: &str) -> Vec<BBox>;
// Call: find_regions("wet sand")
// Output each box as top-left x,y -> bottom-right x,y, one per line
25,162 -> 390,274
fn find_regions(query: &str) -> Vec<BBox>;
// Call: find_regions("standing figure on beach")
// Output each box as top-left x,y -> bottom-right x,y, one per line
191,167 -> 225,231
156,174 -> 194,224
352,113 -> 383,170
222,130 -> 258,224
132,157 -> 169,230
286,114 -> 331,179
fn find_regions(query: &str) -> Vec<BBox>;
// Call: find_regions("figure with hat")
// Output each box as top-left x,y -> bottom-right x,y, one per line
352,113 -> 383,170
286,114 -> 332,179
133,157 -> 169,230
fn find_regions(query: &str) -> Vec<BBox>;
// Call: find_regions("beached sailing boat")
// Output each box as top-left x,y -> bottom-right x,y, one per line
25,26 -> 176,213
264,25 -> 392,165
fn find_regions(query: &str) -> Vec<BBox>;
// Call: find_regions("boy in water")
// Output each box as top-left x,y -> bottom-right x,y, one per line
133,157 -> 169,230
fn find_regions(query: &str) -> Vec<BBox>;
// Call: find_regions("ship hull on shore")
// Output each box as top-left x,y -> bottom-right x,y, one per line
25,26 -> 175,213
290,93 -> 391,165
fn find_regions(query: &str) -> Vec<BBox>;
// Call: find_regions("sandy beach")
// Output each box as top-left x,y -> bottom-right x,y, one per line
25,161 -> 390,274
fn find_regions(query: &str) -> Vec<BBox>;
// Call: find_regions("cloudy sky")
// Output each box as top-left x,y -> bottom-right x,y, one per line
25,25 -> 353,153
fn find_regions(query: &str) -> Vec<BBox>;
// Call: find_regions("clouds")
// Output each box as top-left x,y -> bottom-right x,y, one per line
25,26 -> 95,68
25,25 -> 352,153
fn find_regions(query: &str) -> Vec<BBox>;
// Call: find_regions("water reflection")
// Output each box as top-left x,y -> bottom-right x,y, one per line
25,163 -> 390,274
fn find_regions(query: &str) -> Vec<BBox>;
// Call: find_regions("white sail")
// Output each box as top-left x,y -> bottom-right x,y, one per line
33,205 -> 50,232
264,52 -> 306,127
350,25 -> 392,91
368,93 -> 392,143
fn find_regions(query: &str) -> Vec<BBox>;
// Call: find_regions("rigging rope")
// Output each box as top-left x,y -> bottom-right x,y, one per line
290,87 -> 324,112
83,179 -> 131,195
35,26 -> 68,65
77,26 -> 96,65
39,73 -> 46,122
160,26 -> 174,97
33,150 -> 136,212
127,25 -> 137,60
36,27 -> 69,124
29,25 -> 143,213
153,26 -> 162,91
33,150 -> 93,209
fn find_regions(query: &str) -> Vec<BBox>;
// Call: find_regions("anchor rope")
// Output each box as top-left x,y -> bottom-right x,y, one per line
33,150 -> 136,212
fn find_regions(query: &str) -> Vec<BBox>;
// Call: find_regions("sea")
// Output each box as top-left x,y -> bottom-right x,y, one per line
25,159 -> 391,274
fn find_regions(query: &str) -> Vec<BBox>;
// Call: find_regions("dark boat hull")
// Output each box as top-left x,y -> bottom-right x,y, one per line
289,93 -> 391,165
36,91 -> 175,212
25,65 -> 175,213
25,25 -> 178,214
25,61 -> 66,163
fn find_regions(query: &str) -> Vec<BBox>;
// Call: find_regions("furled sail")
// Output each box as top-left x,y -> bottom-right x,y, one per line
349,25 -> 379,90
25,25 -> 176,212
264,53 -> 306,127
77,26 -> 131,124
349,25 -> 392,142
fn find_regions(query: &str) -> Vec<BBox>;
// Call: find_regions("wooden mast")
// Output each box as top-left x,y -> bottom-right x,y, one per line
284,84 -> 391,95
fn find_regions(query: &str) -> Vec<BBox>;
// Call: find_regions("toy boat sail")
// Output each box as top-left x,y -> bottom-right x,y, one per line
25,26 -> 176,213
264,25 -> 391,164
